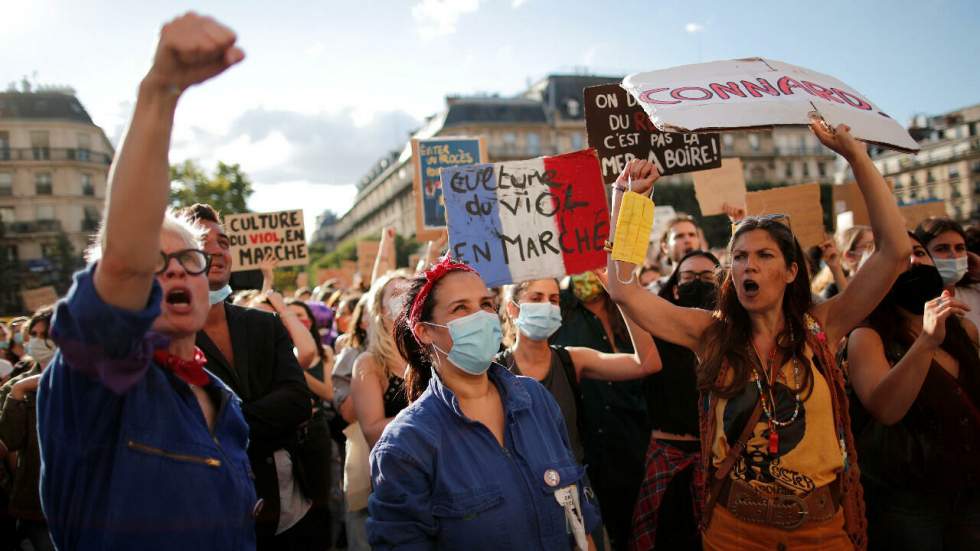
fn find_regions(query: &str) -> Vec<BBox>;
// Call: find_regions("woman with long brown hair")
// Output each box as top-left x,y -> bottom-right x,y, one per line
605,121 -> 910,550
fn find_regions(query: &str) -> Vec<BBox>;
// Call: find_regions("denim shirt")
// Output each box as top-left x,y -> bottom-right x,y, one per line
367,363 -> 600,550
37,265 -> 258,550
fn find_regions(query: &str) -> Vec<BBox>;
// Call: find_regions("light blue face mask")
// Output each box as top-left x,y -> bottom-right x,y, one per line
12,333 -> 22,345
426,310 -> 502,376
514,302 -> 562,341
934,256 -> 968,287
209,284 -> 232,306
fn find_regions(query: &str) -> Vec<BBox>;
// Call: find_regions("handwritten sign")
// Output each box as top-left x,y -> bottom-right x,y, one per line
412,137 -> 487,241
900,201 -> 947,230
693,158 -> 747,216
441,149 -> 609,287
224,210 -> 307,271
584,84 -> 721,185
623,58 -> 920,152
356,240 -> 380,282
317,267 -> 354,289
745,183 -> 826,249
21,286 -> 58,313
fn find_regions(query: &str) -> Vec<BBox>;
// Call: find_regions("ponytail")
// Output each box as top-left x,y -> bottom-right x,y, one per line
395,274 -> 439,403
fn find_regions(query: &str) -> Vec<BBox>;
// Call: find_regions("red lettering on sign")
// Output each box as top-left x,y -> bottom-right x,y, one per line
708,81 -> 747,100
638,88 -> 680,105
776,76 -> 808,96
741,78 -> 780,98
832,88 -> 873,111
801,81 -> 844,103
670,87 -> 713,101
633,111 -> 657,132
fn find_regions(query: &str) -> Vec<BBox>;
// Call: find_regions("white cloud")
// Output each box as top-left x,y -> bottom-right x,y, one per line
582,45 -> 600,67
412,0 -> 481,39
512,0 -> 528,7
248,180 -> 359,238
305,41 -> 326,58
685,22 -> 704,33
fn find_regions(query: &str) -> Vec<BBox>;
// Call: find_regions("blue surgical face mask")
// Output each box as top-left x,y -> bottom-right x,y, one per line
514,301 -> 562,341
209,284 -> 232,305
0,341 -> 7,350
934,256 -> 968,287
426,310 -> 502,376
12,333 -> 22,345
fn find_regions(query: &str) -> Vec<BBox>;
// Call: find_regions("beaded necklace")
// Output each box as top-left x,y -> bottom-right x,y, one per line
750,341 -> 801,455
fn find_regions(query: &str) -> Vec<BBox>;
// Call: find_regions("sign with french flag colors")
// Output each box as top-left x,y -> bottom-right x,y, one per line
440,149 -> 610,287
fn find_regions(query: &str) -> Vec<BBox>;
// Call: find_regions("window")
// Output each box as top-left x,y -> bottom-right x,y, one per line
949,165 -> 960,179
926,170 -> 935,183
802,162 -> 810,178
35,173 -> 52,195
817,162 -> 826,178
571,132 -> 583,150
36,205 -> 55,220
83,206 -> 100,231
0,207 -> 14,223
77,133 -> 91,162
30,131 -> 50,160
0,245 -> 17,263
81,173 -> 94,196
526,133 -> 540,155
0,131 -> 9,160
723,134 -> 734,150
748,134 -> 760,151
784,163 -> 794,179
0,173 -> 11,196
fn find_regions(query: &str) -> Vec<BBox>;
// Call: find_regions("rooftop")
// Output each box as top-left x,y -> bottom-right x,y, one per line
0,91 -> 95,124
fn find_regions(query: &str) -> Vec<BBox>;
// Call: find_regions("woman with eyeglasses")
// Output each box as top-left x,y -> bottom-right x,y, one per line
35,13 -> 258,549
606,121 -> 910,550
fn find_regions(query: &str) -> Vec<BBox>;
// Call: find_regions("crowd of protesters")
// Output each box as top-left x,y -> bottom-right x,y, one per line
0,11 -> 977,551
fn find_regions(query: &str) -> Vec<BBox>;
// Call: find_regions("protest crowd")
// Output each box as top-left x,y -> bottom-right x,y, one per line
1,12 -> 979,551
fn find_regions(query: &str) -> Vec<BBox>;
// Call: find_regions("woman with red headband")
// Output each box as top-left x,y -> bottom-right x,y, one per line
366,258 -> 600,550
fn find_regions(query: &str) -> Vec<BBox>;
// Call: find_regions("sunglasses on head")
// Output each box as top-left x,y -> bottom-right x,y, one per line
732,213 -> 793,235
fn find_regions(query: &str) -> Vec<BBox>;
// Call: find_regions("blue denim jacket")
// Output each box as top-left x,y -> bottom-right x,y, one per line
367,363 -> 600,550
37,265 -> 257,550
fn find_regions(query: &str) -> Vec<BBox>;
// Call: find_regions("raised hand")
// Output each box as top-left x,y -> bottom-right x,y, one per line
145,12 -> 245,94
721,202 -> 747,224
810,119 -> 866,161
920,290 -> 970,347
819,239 -> 843,270
616,159 -> 660,196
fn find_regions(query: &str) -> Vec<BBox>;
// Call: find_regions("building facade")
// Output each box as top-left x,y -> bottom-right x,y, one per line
332,75 -> 620,243
0,89 -> 113,309
872,104 -> 980,222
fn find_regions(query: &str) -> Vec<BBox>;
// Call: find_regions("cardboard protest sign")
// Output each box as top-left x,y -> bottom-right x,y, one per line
622,58 -> 920,152
317,267 -> 354,289
832,182 -> 871,227
356,241 -> 380,282
584,84 -> 721,185
21,286 -> 58,313
899,200 -> 947,230
693,158 -> 747,216
441,149 -> 609,287
413,137 -> 488,241
745,183 -> 826,249
224,210 -> 307,271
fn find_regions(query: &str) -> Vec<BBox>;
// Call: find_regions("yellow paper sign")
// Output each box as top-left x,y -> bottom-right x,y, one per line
612,191 -> 655,266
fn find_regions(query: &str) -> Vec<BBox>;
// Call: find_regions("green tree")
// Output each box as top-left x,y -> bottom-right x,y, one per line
169,160 -> 254,214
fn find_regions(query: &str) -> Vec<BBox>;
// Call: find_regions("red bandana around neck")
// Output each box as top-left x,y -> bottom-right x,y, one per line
154,347 -> 209,387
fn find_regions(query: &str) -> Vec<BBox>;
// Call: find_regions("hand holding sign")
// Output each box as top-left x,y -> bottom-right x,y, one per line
617,158 -> 660,196
810,120 -> 867,161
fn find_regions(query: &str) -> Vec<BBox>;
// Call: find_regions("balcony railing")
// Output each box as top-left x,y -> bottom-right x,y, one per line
1,219 -> 63,235
0,147 -> 112,165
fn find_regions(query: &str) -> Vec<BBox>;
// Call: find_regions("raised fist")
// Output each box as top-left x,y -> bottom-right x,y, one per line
146,12 -> 245,93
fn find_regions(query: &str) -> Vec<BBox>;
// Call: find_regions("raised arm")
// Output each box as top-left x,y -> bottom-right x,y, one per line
603,160 -> 713,351
371,227 -> 397,285
264,290 -> 318,369
94,14 -> 244,311
811,122 -> 912,342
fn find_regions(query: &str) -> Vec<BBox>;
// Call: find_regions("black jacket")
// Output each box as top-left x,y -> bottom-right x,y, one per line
197,303 -> 313,537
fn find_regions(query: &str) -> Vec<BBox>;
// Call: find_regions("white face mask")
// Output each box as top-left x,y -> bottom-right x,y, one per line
934,256 -> 968,287
25,337 -> 55,367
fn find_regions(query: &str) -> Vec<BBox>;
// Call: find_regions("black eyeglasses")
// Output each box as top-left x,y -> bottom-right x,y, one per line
156,249 -> 211,275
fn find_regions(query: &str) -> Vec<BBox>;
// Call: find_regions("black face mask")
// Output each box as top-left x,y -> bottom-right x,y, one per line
887,263 -> 944,315
676,280 -> 718,309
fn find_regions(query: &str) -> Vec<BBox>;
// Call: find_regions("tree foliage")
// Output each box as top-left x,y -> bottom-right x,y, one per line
169,160 -> 254,214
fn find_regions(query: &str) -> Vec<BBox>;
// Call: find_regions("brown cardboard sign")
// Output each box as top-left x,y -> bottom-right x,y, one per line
224,210 -> 307,271
900,201 -> 947,230
21,286 -> 58,313
356,240 -> 380,281
584,84 -> 721,186
693,158 -> 747,216
745,182 -> 826,249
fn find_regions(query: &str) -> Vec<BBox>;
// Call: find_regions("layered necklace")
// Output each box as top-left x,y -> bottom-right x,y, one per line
750,340 -> 802,456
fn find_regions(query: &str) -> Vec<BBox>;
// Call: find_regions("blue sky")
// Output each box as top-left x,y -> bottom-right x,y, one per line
4,0 -> 978,231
